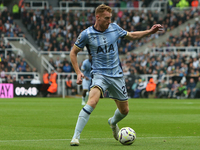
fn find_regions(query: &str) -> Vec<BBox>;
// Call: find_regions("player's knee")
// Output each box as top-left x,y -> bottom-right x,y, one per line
121,107 -> 129,115
87,99 -> 98,109
124,108 -> 129,115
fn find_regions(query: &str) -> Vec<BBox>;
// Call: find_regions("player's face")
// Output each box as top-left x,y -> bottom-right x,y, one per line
98,11 -> 112,30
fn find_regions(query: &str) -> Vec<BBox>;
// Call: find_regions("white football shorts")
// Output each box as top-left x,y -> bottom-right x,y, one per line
90,74 -> 128,101
82,78 -> 91,90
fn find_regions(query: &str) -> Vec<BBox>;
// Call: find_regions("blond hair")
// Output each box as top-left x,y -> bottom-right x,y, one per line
95,4 -> 112,16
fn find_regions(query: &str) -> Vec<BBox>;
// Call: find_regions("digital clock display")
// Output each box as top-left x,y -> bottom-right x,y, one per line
14,84 -> 38,97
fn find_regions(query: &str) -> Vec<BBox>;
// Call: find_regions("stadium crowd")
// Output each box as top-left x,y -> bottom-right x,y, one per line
122,51 -> 200,99
0,8 -> 38,83
36,5 -> 200,75
58,0 -> 153,8
21,1 -> 200,54
0,8 -> 24,38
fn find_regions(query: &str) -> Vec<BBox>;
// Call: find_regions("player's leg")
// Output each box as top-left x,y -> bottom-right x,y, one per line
85,91 -> 89,103
108,100 -> 129,140
84,79 -> 91,104
107,76 -> 129,140
71,74 -> 107,146
82,78 -> 88,105
112,100 -> 129,124
70,87 -> 101,146
82,89 -> 87,105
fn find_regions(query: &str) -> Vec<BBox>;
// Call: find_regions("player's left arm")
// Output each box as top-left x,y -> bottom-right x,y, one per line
125,24 -> 163,40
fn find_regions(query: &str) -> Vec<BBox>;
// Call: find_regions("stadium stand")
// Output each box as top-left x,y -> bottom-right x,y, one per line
1,0 -> 200,98
0,7 -> 40,83
21,0 -> 199,55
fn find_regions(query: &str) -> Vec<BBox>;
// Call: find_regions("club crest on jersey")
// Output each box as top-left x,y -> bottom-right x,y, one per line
97,44 -> 114,54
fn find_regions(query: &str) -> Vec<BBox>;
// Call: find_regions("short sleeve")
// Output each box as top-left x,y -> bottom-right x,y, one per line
113,23 -> 127,38
75,30 -> 88,49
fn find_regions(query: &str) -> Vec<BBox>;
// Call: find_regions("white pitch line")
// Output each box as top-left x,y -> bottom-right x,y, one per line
0,136 -> 199,143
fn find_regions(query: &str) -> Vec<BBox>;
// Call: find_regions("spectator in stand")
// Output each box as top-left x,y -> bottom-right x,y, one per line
175,83 -> 187,99
5,74 -> 13,83
187,78 -> 196,98
176,0 -> 189,9
191,0 -> 199,8
17,61 -> 26,72
18,76 -> 26,84
56,33 -> 64,44
2,58 -> 8,68
145,78 -> 156,98
133,78 -> 147,98
157,70 -> 165,83
7,62 -> 12,72
168,80 -> 179,98
49,58 -> 55,67
43,38 -> 50,51
125,78 -> 132,98
55,56 -> 61,68
58,43 -> 64,51
0,20 -> 4,32
5,42 -> 12,48
31,75 -> 41,84
193,76 -> 200,98
44,69 -> 57,97
63,62 -> 72,73
66,74 -> 73,95
156,79 -> 169,98
0,67 -> 5,79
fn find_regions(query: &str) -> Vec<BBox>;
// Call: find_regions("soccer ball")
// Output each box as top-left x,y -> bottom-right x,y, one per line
118,127 -> 136,145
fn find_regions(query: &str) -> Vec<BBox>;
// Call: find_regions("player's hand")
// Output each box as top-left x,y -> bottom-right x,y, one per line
150,24 -> 163,34
77,72 -> 84,85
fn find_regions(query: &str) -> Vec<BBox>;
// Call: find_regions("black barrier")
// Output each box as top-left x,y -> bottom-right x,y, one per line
171,76 -> 199,83
14,84 -> 38,97
14,84 -> 50,97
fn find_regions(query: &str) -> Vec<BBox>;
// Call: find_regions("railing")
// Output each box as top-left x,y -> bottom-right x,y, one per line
58,72 -> 79,97
4,37 -> 39,54
0,6 -> 7,12
145,47 -> 200,55
39,51 -> 88,56
136,74 -> 168,84
4,37 -> 60,73
54,6 -> 161,13
24,0 -> 49,10
0,72 -> 40,83
171,6 -> 200,12
0,48 -> 23,58
151,0 -> 168,12
59,1 -> 143,8
41,56 -> 56,73
22,0 -> 159,12
56,1 -> 160,13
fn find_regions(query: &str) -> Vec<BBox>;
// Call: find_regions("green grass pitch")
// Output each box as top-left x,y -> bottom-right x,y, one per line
0,97 -> 200,150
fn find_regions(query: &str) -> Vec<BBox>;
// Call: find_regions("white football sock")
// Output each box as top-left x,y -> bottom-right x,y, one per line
111,108 -> 127,126
85,91 -> 89,103
72,104 -> 94,139
82,96 -> 85,102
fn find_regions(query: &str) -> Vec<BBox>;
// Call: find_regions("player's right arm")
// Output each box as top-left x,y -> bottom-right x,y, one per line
70,45 -> 84,85
70,30 -> 88,85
